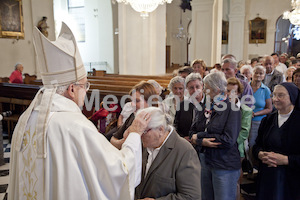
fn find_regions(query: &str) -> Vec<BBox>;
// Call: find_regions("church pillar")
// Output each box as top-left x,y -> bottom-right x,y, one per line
227,0 -> 245,61
211,0 -> 223,65
191,0 -> 222,67
118,4 -> 166,75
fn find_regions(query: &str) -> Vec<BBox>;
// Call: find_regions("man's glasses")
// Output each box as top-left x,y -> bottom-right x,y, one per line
74,82 -> 90,91
143,128 -> 152,135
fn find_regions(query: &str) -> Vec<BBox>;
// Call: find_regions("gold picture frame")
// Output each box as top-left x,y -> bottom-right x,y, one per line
222,20 -> 229,44
0,0 -> 24,39
249,17 -> 266,44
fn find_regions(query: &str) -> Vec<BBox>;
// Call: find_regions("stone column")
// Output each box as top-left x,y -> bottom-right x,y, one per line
211,0 -> 223,64
118,4 -> 166,75
227,0 -> 245,61
191,0 -> 222,66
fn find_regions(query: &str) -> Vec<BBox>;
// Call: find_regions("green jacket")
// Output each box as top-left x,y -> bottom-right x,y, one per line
237,104 -> 252,157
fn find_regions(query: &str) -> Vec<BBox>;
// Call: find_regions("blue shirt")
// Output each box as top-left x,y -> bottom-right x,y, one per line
252,83 -> 271,121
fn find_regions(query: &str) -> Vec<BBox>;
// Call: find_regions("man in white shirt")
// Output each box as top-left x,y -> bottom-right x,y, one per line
271,52 -> 288,75
9,23 -> 148,200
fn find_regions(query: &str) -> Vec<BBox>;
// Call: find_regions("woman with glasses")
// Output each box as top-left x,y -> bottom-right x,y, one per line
253,82 -> 300,200
163,76 -> 186,124
248,65 -> 272,167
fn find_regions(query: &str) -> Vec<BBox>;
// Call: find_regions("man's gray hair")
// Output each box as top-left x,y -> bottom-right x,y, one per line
222,58 -> 238,69
240,65 -> 253,75
203,71 -> 227,93
137,107 -> 172,131
56,84 -> 69,95
253,65 -> 266,74
168,76 -> 185,91
185,73 -> 203,88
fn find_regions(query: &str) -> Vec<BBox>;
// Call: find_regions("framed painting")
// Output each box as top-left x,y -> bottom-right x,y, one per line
249,17 -> 266,44
222,20 -> 229,44
0,0 -> 24,39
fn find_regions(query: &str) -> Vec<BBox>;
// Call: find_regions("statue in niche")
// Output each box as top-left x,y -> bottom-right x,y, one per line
37,16 -> 49,37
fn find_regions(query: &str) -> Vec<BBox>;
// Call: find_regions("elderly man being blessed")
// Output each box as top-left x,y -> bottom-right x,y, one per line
134,107 -> 201,200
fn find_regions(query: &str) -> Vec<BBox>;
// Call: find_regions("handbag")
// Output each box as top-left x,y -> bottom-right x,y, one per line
242,146 -> 253,174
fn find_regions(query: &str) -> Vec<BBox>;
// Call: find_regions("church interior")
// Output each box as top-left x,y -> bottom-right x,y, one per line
0,0 -> 299,199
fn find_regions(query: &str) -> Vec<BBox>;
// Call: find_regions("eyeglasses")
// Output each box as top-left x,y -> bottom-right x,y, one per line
271,93 -> 287,100
143,128 -> 152,135
74,82 -> 90,91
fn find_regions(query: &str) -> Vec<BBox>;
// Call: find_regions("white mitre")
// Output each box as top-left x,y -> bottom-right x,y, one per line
14,23 -> 86,158
33,22 -> 86,86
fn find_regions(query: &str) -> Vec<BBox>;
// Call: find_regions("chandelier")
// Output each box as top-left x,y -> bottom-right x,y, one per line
115,0 -> 173,18
283,0 -> 300,26
173,10 -> 186,40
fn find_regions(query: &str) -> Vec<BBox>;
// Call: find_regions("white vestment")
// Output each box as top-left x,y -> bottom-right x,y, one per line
9,92 -> 142,200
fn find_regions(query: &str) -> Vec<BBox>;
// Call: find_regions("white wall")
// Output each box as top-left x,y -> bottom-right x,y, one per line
118,4 -> 167,75
0,0 -> 55,77
244,0 -> 291,59
220,0 -> 290,62
244,0 -> 290,60
166,0 -> 192,66
53,0 -> 115,73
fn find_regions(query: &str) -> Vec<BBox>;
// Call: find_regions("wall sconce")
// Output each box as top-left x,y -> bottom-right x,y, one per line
12,35 -> 20,44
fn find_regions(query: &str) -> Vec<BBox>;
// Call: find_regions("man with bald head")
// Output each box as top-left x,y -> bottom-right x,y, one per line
263,55 -> 283,92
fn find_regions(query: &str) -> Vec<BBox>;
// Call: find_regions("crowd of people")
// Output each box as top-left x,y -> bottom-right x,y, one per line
8,23 -> 300,200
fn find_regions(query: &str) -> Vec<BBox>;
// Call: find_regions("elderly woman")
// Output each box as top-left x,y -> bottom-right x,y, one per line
174,73 -> 203,139
110,81 -> 158,149
134,107 -> 201,200
249,65 -> 272,166
163,76 -> 186,123
285,66 -> 296,82
253,82 -> 300,200
240,64 -> 253,83
191,59 -> 207,78
190,72 -> 241,200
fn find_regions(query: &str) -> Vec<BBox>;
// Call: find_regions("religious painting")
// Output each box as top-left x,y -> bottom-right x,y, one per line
222,20 -> 229,44
249,17 -> 267,44
0,0 -> 24,39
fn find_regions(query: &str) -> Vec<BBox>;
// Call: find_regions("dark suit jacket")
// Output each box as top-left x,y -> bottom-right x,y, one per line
135,130 -> 201,200
174,100 -> 195,137
263,69 -> 283,92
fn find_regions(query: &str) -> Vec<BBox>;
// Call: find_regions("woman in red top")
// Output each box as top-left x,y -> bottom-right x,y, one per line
9,63 -> 24,83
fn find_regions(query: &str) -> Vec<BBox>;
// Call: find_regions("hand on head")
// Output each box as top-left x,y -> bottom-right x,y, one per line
126,111 -> 151,137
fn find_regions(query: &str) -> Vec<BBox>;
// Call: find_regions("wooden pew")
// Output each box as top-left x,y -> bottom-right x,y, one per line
88,79 -> 169,88
88,76 -> 170,86
0,83 -> 40,139
104,73 -> 173,80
